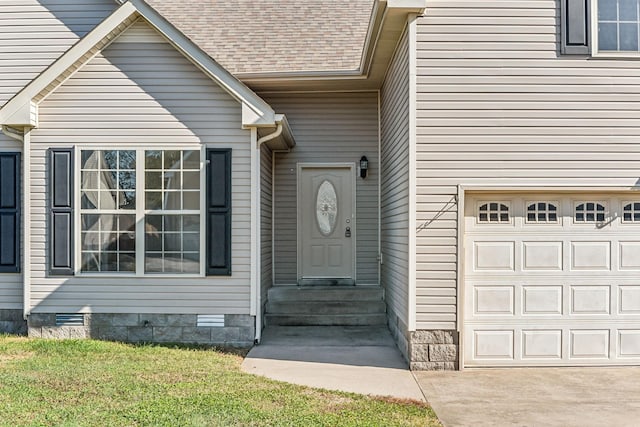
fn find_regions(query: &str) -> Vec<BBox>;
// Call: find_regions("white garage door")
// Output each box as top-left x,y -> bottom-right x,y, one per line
464,194 -> 640,367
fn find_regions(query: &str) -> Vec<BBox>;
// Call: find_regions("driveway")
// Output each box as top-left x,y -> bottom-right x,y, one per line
415,367 -> 640,427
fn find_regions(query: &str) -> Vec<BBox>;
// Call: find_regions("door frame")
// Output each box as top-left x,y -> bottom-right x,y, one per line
296,162 -> 357,283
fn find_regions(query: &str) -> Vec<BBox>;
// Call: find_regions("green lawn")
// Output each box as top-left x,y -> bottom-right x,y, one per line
0,336 -> 440,426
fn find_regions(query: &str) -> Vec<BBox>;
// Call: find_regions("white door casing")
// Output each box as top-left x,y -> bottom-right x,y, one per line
297,164 -> 356,284
464,193 -> 640,367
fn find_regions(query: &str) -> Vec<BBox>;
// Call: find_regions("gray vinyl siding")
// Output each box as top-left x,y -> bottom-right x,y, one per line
260,144 -> 273,307
0,0 -> 115,105
0,134 -> 22,309
262,92 -> 379,285
380,30 -> 410,332
416,0 -> 640,330
28,21 -> 252,314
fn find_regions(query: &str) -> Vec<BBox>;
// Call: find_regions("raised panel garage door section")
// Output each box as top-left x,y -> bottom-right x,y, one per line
464,194 -> 640,367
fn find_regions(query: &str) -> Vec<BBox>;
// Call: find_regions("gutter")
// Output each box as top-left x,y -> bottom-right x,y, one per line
1,126 -> 30,322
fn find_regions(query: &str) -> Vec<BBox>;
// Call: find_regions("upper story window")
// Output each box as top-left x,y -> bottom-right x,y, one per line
598,0 -> 640,52
478,202 -> 510,223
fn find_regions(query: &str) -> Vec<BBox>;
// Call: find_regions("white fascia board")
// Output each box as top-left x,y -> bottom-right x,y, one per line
130,0 -> 276,127
387,0 -> 427,12
0,2 -> 138,126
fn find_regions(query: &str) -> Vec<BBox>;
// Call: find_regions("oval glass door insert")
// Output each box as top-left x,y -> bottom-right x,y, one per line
316,180 -> 338,236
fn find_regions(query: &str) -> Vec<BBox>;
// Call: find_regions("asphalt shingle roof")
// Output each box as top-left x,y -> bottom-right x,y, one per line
145,0 -> 374,74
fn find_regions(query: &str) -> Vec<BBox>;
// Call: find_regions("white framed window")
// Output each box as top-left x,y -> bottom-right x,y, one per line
477,202 -> 510,224
622,202 -> 640,222
574,201 -> 606,223
594,0 -> 640,54
77,148 -> 204,276
526,202 -> 560,224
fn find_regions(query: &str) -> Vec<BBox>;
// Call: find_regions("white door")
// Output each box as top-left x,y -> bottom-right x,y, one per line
298,165 -> 355,285
464,193 -> 640,367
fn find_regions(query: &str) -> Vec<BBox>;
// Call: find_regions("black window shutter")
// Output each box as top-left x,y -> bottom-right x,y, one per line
50,149 -> 74,276
561,0 -> 590,54
206,149 -> 231,276
0,153 -> 20,273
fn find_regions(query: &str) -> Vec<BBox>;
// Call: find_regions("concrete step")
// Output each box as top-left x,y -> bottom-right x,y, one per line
264,313 -> 388,327
266,300 -> 386,315
267,286 -> 384,302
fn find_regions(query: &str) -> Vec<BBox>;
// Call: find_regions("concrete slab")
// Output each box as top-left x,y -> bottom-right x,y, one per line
415,367 -> 640,427
241,326 -> 425,401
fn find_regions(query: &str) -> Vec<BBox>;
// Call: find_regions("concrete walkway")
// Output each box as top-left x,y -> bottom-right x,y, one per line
241,326 -> 425,401
415,367 -> 640,427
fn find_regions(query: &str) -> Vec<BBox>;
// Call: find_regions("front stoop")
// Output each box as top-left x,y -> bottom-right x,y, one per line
265,286 -> 387,327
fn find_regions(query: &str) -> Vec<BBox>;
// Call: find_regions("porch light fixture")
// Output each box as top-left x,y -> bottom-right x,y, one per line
360,156 -> 368,179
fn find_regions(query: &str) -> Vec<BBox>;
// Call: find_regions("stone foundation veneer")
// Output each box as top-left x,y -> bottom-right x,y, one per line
27,313 -> 255,347
0,309 -> 27,335
408,330 -> 459,371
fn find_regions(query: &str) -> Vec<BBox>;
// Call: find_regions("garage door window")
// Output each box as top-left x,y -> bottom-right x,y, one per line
526,202 -> 559,223
575,202 -> 606,223
623,202 -> 640,222
478,202 -> 510,223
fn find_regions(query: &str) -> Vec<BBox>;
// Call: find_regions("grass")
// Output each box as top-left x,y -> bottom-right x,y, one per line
0,336 -> 441,426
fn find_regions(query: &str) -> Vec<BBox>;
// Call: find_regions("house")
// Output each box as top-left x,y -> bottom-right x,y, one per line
0,0 -> 639,371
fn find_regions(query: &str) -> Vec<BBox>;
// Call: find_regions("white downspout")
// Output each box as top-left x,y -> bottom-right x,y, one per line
252,122 -> 284,344
1,126 -> 30,322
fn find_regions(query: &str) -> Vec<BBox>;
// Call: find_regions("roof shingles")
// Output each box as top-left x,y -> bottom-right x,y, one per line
145,0 -> 374,74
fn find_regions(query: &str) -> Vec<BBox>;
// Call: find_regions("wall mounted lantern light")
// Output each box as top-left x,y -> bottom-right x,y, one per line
359,156 -> 368,179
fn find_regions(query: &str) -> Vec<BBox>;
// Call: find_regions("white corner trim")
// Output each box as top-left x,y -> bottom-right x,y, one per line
0,2 -> 138,125
456,185 -> 465,370
408,14 -> 418,332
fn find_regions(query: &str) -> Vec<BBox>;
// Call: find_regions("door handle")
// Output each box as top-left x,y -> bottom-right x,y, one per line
345,227 -> 351,238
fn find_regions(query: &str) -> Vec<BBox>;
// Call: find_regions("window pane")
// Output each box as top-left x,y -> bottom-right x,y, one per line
164,150 -> 181,169
620,0 -> 638,20
620,23 -> 639,50
183,150 -> 200,169
146,172 -> 162,190
118,172 -> 135,190
599,0 -> 619,20
145,151 -> 162,169
184,215 -> 199,232
184,192 -> 200,210
164,171 -> 181,190
146,192 -> 162,210
119,151 -> 136,170
119,253 -> 135,272
164,192 -> 181,210
183,171 -> 199,189
599,22 -> 619,50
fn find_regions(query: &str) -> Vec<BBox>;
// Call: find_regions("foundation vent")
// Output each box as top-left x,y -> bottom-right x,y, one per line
55,314 -> 85,326
197,315 -> 224,327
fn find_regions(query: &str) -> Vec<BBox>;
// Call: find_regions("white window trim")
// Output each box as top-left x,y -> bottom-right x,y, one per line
591,0 -> 640,58
74,145 -> 206,278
